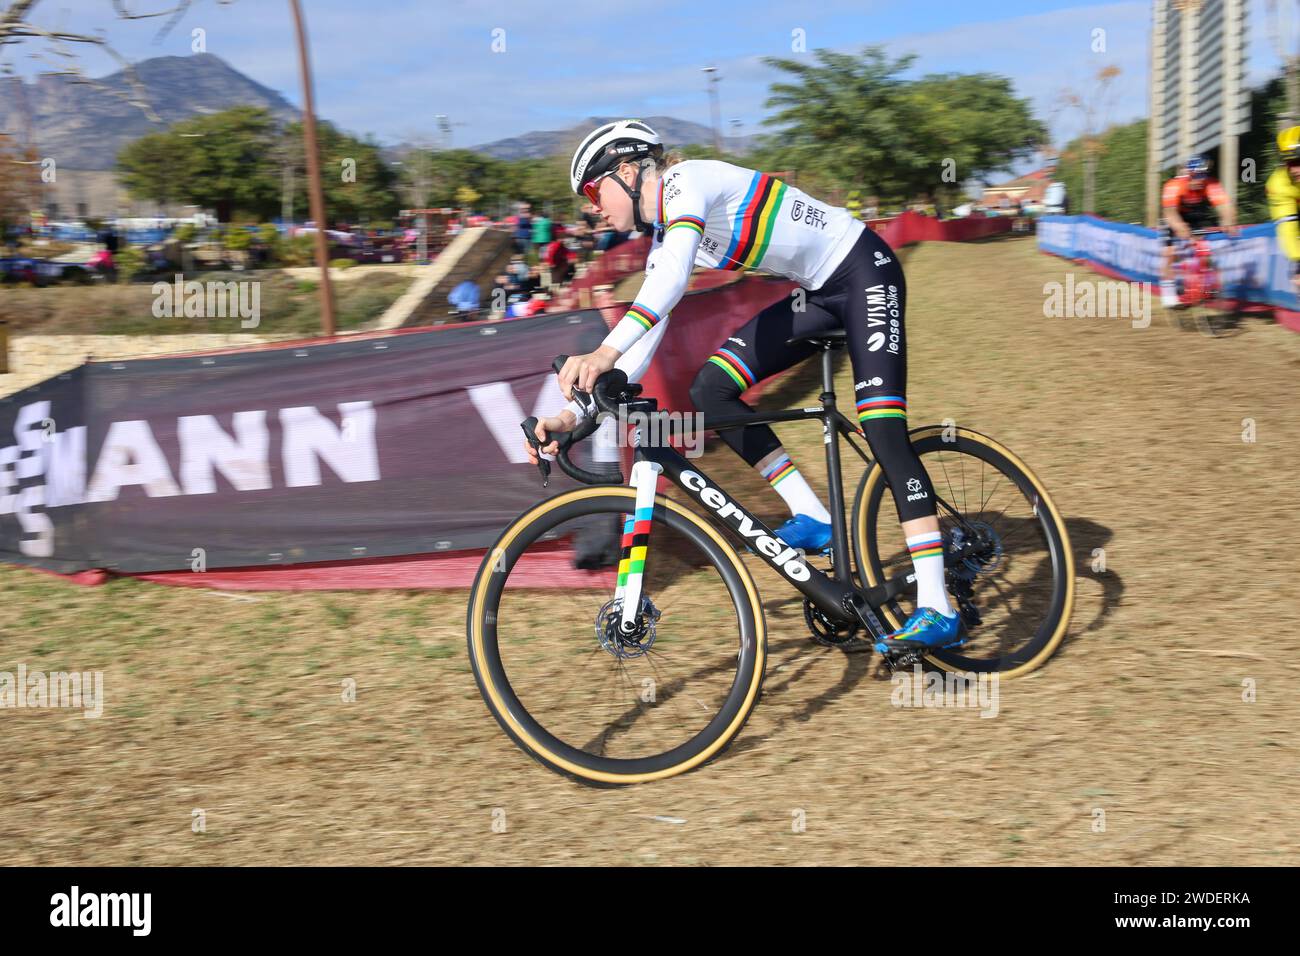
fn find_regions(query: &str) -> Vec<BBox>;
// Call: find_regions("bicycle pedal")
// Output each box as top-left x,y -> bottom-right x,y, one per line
879,646 -> 928,671
875,636 -> 966,666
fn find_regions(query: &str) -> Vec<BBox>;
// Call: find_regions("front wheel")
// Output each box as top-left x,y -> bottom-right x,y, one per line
466,486 -> 766,786
852,426 -> 1075,677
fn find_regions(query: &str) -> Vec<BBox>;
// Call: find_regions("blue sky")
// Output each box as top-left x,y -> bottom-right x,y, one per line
8,0 -> 1287,158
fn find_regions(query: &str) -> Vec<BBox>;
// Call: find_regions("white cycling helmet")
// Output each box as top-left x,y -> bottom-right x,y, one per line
569,119 -> 663,195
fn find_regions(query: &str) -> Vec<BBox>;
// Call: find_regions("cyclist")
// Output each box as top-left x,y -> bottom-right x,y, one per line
524,119 -> 963,651
1266,125 -> 1300,293
1158,155 -> 1236,307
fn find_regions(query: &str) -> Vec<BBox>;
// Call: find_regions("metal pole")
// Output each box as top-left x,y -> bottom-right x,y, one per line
1223,0 -> 1242,206
703,67 -> 722,154
289,0 -> 336,336
1147,0 -> 1168,227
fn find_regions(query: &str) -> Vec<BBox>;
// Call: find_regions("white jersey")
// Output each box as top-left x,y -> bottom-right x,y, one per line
564,160 -> 864,421
603,160 -> 863,354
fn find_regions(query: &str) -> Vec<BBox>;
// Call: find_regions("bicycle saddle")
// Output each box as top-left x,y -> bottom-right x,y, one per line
785,328 -> 847,350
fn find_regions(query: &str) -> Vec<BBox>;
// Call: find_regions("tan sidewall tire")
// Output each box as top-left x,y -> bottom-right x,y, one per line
467,486 -> 767,785
854,426 -> 1075,679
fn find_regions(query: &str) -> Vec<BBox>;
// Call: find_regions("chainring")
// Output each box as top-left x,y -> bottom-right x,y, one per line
803,598 -> 863,648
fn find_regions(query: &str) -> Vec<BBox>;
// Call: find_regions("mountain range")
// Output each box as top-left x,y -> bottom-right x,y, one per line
0,54 -> 298,170
0,54 -> 756,170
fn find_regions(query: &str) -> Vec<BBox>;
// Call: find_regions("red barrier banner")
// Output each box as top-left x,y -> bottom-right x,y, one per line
869,210 -> 1012,247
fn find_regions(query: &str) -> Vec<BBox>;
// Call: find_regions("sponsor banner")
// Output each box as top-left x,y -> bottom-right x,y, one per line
1037,215 -> 1300,311
0,311 -> 609,574
0,368 -> 89,573
871,210 -> 1013,246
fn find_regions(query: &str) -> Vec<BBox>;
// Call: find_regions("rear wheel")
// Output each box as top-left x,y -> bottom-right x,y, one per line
1190,302 -> 1226,337
852,426 -> 1074,677
467,486 -> 766,785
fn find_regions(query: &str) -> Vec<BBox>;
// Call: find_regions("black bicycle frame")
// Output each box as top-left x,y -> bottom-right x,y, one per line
633,346 -> 897,629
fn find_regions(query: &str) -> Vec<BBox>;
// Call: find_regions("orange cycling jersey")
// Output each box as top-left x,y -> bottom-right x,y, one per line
1161,175 -> 1228,213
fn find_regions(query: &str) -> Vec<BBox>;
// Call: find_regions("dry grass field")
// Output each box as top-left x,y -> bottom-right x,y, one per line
2,236 -> 1297,865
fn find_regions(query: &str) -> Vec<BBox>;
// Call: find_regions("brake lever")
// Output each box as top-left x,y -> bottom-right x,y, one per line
520,416 -> 553,487
552,353 -> 600,419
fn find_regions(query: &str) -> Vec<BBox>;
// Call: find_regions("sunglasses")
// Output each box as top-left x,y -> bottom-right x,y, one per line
582,170 -> 619,209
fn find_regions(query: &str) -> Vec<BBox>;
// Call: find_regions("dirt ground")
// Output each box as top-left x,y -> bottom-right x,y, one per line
2,236 -> 1297,865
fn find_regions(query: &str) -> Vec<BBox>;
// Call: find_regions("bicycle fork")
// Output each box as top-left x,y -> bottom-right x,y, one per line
614,458 -> 663,632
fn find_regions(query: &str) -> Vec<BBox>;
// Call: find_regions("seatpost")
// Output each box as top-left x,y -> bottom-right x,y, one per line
819,345 -> 851,583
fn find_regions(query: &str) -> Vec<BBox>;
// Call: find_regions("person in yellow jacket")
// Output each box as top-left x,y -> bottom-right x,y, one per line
1267,125 -> 1300,292
845,189 -> 863,221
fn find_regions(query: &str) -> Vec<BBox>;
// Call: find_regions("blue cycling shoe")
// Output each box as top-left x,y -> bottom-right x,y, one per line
873,607 -> 967,655
773,514 -> 833,554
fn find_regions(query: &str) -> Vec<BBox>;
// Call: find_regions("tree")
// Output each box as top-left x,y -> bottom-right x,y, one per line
1056,119 -> 1148,222
760,48 -> 920,200
0,135 -> 40,237
1056,65 -> 1123,214
284,120 -> 399,224
118,107 -> 285,222
905,72 -> 1047,210
758,47 -> 1045,207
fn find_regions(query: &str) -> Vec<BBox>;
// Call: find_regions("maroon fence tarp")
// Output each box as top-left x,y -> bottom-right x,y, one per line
0,310 -> 610,575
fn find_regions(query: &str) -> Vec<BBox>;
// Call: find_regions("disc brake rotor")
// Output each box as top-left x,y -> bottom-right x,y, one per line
595,596 -> 662,659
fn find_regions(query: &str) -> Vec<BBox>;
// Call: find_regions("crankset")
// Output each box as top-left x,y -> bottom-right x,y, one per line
803,598 -> 867,650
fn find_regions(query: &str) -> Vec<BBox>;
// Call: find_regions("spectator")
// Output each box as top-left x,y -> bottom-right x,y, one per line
491,272 -> 512,309
596,227 -> 629,252
505,293 -> 529,318
542,225 -> 574,286
508,255 -> 532,291
525,264 -> 544,295
507,291 -> 546,317
98,224 -> 120,255
570,220 -> 596,259
531,212 -> 553,248
449,278 -> 480,319
513,204 -> 532,256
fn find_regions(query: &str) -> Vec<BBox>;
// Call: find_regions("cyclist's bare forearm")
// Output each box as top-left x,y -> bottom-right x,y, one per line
1164,208 -> 1188,237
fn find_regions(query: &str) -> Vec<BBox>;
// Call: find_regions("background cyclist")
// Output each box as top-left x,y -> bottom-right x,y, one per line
1158,155 -> 1237,308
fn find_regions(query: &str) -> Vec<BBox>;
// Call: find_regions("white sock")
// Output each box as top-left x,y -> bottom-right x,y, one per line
906,531 -> 954,616
1160,279 -> 1178,306
756,448 -> 831,523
